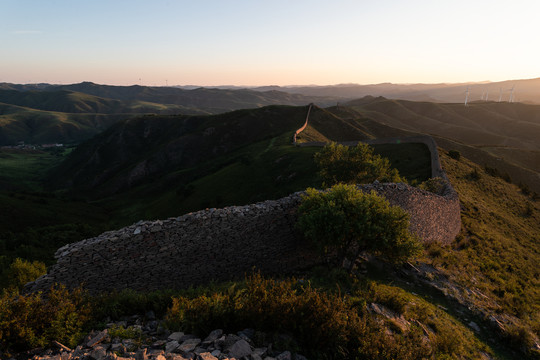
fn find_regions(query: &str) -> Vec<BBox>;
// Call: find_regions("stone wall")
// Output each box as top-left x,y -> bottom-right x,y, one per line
292,104 -> 313,144
25,181 -> 460,294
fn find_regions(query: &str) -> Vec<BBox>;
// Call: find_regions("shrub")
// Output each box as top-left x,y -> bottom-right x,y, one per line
314,142 -> 402,186
448,150 -> 461,161
297,184 -> 422,271
418,177 -> 447,194
467,168 -> 481,181
0,285 -> 92,352
5,258 -> 46,290
524,202 -> 534,217
484,165 -> 512,183
519,183 -> 531,196
108,324 -> 143,341
164,273 -> 432,359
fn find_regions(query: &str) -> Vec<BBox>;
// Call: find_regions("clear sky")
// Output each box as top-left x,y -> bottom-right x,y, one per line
1,0 -> 539,86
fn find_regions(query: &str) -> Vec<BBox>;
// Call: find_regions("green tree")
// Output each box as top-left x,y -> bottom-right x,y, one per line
314,142 -> 402,186
6,258 -> 46,290
297,184 -> 422,271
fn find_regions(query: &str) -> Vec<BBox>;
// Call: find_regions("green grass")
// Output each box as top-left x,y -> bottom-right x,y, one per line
418,151 -> 540,356
97,135 -> 431,223
0,149 -> 116,288
371,143 -> 431,184
0,149 -> 66,191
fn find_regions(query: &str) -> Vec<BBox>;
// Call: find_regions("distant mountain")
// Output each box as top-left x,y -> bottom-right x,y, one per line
344,97 -> 540,152
0,82 -> 339,110
0,89 -> 203,146
336,97 -> 540,192
251,78 -> 540,104
0,89 -> 196,114
0,83 -> 340,145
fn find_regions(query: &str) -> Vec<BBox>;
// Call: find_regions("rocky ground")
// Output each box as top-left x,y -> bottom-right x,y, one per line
4,313 -> 307,360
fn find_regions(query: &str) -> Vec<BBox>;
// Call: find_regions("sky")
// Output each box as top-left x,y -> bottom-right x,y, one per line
1,0 -> 539,86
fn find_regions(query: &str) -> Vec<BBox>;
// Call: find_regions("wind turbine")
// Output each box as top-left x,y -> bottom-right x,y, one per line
464,86 -> 470,106
498,88 -> 503,102
508,85 -> 515,103
485,90 -> 489,102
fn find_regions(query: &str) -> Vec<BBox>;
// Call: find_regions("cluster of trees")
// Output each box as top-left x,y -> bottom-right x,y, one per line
298,142 -> 422,271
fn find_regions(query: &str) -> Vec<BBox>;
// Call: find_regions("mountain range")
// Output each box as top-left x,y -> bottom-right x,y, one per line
1,80 -> 538,195
0,83 -> 340,146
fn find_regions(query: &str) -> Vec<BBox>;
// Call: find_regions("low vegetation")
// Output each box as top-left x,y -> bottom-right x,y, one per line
3,258 -> 46,291
0,272 -> 494,359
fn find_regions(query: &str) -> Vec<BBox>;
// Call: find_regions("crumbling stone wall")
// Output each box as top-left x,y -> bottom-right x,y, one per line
25,181 -> 460,294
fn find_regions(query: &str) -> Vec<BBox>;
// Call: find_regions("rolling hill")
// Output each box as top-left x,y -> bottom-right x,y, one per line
334,97 -> 540,193
47,105 -> 315,196
47,105 -> 432,196
252,77 -> 540,104
0,83 -> 340,146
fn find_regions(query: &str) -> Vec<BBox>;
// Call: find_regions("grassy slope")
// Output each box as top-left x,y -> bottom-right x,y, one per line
94,131 -> 431,223
343,99 -> 540,193
0,149 -> 114,286
419,151 -> 539,353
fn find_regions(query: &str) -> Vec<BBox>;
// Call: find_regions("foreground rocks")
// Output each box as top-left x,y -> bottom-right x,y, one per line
6,316 -> 308,360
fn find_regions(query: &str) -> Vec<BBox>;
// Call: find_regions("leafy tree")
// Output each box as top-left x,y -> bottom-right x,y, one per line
297,184 -> 422,271
314,142 -> 402,186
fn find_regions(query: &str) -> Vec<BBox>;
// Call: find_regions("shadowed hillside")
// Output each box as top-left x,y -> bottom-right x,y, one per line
340,97 -> 540,193
0,83 -> 340,146
48,105 -> 313,196
0,89 -> 200,114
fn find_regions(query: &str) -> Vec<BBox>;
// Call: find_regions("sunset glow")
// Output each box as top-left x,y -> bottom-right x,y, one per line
2,0 -> 539,86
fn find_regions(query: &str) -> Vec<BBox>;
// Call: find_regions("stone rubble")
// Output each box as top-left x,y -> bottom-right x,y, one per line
7,316 -> 308,360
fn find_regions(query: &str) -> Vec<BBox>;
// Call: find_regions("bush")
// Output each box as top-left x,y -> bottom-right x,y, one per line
314,142 -> 402,186
484,165 -> 512,183
297,184 -> 422,270
448,150 -> 461,161
524,202 -> 534,217
165,273 -> 431,359
418,177 -> 447,194
467,168 -> 481,181
0,286 -> 92,352
519,183 -> 531,196
108,324 -> 143,341
5,258 -> 46,290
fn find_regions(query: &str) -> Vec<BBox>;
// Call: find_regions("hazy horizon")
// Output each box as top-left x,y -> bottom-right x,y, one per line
2,0 -> 539,87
